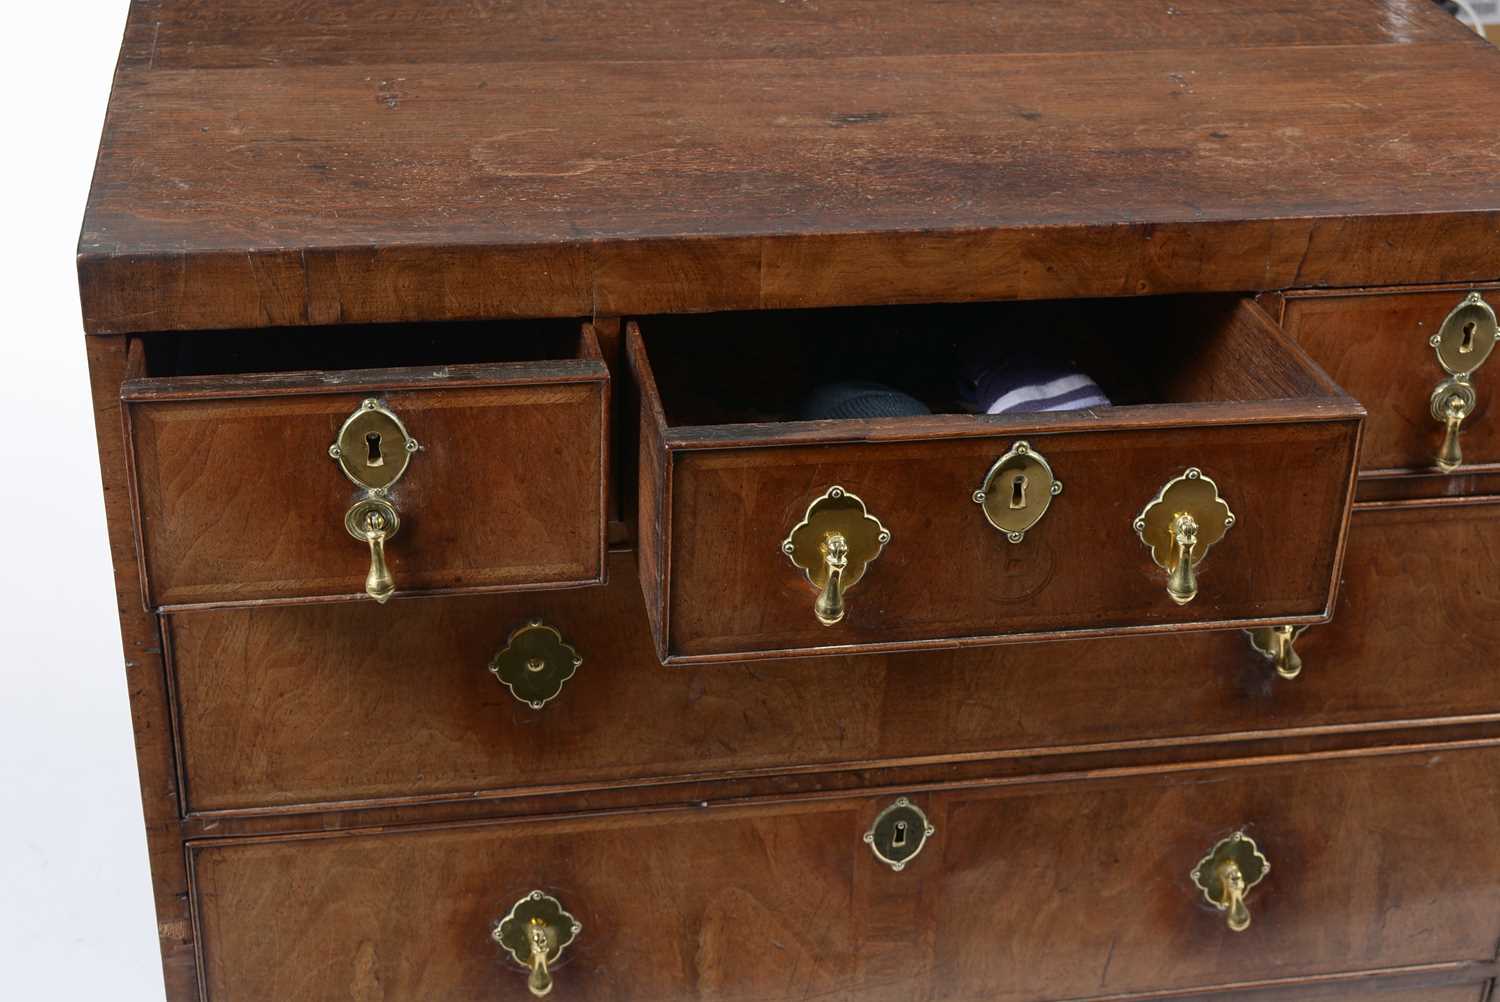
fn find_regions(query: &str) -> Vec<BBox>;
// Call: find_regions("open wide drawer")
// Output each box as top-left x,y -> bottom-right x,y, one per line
122,320 -> 609,609
630,297 -> 1363,663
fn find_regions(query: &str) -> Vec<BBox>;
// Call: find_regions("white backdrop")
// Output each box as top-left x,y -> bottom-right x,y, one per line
0,2 -> 166,999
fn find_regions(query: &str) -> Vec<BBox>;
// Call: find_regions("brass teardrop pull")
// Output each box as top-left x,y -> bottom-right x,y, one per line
344,497 -> 400,604
1134,468 -> 1235,606
782,487 -> 890,627
526,919 -> 555,996
1247,625 -> 1306,680
494,891 -> 581,998
1191,832 -> 1270,933
1431,382 -> 1475,473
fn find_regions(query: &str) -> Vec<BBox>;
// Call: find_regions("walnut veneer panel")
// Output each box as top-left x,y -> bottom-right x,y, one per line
1285,285 -> 1500,479
630,305 -> 1363,661
124,350 -> 608,608
79,1 -> 1500,331
168,503 -> 1500,814
189,746 -> 1500,1001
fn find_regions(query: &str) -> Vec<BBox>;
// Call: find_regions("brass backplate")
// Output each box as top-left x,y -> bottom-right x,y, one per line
782,486 -> 891,593
344,496 -> 400,542
974,440 -> 1063,543
1430,376 -> 1477,423
493,891 -> 581,971
1133,468 -> 1235,569
1191,832 -> 1270,909
1431,291 -> 1499,378
489,620 -> 582,710
329,398 -> 418,491
863,797 -> 935,872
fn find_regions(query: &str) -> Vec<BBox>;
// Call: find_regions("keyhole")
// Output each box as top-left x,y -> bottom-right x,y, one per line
892,820 -> 908,848
1009,473 -> 1029,509
365,431 -> 385,468
1460,321 -> 1477,355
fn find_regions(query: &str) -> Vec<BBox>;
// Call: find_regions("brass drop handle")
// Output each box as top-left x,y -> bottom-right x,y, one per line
1165,513 -> 1199,605
782,486 -> 890,628
344,497 -> 400,604
494,891 -> 581,999
525,918 -> 556,997
814,532 -> 850,626
1134,469 -> 1234,606
1218,860 -> 1252,932
1192,832 -> 1270,934
1247,625 -> 1305,679
1436,391 -> 1469,472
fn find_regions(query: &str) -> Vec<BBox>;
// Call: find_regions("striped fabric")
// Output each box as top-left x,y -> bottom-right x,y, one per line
962,363 -> 1112,416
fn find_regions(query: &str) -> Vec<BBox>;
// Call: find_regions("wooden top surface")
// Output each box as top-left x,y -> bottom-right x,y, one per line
79,0 -> 1500,333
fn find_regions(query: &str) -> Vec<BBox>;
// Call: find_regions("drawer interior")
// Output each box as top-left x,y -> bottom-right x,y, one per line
639,294 -> 1338,431
132,316 -> 589,379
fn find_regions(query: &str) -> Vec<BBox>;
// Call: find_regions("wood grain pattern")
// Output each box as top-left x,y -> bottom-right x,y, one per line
79,0 -> 1500,332
1283,284 -> 1500,479
164,502 -> 1500,816
631,302 -> 1362,661
86,336 -> 201,999
123,327 -> 608,608
187,746 -> 1500,1001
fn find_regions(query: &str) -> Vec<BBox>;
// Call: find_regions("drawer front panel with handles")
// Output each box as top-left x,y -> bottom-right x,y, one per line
188,745 -> 1500,1001
166,502 -> 1500,815
630,297 -> 1363,662
1282,285 -> 1500,485
121,323 -> 609,609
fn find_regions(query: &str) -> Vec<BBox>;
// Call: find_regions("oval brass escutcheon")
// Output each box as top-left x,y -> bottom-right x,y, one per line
489,620 -> 582,709
863,797 -> 935,872
329,398 -> 419,491
1431,291 -> 1499,378
973,440 -> 1063,543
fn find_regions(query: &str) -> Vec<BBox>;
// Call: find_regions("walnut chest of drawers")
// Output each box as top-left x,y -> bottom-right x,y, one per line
79,2 -> 1500,1000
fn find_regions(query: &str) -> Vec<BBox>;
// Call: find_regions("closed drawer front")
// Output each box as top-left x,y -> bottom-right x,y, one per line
630,296 -> 1362,662
122,322 -> 609,608
190,746 -> 1500,1001
1283,285 -> 1500,484
166,501 -> 1500,815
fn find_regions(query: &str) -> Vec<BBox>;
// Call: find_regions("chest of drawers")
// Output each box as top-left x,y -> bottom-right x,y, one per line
80,2 -> 1500,1000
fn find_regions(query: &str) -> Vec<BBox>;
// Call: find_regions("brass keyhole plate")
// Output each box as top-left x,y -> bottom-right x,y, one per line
863,797 -> 935,872
974,441 -> 1063,543
782,487 -> 891,593
329,398 -> 419,491
1133,468 -> 1235,570
493,891 -> 581,972
489,620 -> 582,709
1191,832 -> 1270,912
1430,292 -> 1498,377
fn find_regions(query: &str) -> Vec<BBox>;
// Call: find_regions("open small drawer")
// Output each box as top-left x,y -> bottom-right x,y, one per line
630,297 -> 1363,664
122,320 -> 609,610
